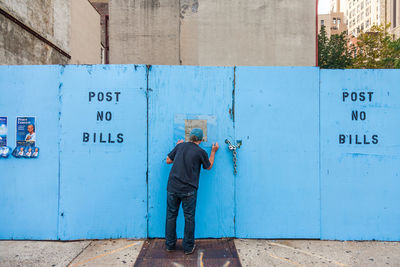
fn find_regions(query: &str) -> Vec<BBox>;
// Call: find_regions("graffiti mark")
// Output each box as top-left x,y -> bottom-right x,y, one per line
197,250 -> 204,267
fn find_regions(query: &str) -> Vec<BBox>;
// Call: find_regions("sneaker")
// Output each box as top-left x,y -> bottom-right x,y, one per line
184,244 -> 196,255
166,245 -> 176,252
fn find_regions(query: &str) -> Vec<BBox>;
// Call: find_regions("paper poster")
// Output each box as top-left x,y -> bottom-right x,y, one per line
0,117 -> 7,146
16,117 -> 36,147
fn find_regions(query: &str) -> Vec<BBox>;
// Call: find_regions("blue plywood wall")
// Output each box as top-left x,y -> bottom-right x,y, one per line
0,66 -> 62,239
147,66 -> 235,238
320,70 -> 400,241
0,65 -> 399,240
235,67 -> 320,238
58,65 -> 148,239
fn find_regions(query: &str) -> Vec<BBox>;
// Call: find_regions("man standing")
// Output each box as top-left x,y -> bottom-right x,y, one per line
165,128 -> 219,254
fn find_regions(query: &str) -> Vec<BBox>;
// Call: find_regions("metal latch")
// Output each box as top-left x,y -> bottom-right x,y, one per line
225,139 -> 242,175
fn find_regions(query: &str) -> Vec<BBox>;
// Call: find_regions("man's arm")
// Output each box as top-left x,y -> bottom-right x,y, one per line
207,142 -> 219,170
166,139 -> 184,164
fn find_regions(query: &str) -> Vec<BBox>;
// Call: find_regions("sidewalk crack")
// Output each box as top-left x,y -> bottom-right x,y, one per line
66,241 -> 92,267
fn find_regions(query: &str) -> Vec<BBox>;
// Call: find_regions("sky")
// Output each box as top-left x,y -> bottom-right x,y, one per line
318,0 -> 330,14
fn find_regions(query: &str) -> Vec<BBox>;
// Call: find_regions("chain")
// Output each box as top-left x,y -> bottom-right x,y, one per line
225,139 -> 239,175
232,148 -> 237,174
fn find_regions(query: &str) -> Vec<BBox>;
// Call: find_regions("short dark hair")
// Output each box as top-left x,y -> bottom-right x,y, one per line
189,135 -> 201,142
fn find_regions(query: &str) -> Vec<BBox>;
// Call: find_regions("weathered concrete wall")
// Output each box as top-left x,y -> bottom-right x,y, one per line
0,0 -> 70,65
70,0 -> 101,64
90,0 -> 109,48
109,0 -> 317,66
0,14 -> 69,65
109,0 -> 180,65
0,0 -> 70,53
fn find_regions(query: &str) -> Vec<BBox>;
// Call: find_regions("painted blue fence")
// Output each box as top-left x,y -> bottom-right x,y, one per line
0,65 -> 399,241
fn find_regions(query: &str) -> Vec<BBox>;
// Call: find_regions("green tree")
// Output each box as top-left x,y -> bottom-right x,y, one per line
318,25 -> 354,69
353,24 -> 400,69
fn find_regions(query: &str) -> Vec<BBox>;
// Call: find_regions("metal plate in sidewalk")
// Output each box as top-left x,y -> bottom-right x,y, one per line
134,238 -> 242,267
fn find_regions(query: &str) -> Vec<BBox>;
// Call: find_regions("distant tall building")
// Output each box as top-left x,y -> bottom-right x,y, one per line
318,0 -> 347,37
344,0 -> 400,38
346,0 -> 385,37
384,0 -> 400,38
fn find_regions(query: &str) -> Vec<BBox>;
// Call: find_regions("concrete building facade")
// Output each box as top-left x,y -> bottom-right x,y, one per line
346,0 -> 385,36
319,0 -> 348,37
0,0 -> 101,65
0,0 -> 70,65
384,0 -> 400,37
109,0 -> 317,66
89,0 -> 109,64
70,0 -> 101,64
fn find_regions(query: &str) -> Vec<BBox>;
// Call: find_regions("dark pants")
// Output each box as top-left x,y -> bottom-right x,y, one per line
165,190 -> 197,252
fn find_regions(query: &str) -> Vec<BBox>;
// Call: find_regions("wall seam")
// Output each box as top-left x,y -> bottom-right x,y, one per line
146,65 -> 151,238
56,66 -> 65,240
233,66 -> 237,237
318,68 -> 322,240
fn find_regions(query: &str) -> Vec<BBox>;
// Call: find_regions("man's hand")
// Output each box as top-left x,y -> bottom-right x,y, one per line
211,142 -> 219,152
166,156 -> 173,164
207,142 -> 219,170
177,139 -> 184,145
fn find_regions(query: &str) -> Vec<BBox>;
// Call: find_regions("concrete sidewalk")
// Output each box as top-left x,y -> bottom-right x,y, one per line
0,239 -> 399,266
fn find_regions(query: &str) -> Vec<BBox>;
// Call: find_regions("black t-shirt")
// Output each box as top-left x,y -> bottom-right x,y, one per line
167,142 -> 211,193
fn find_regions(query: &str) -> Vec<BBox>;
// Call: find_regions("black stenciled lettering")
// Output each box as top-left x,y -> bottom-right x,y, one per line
117,133 -> 124,143
352,110 -> 367,120
108,133 -> 115,143
372,135 -> 378,144
93,132 -> 96,143
339,134 -> 345,144
98,92 -> 104,101
106,92 -> 113,101
100,133 -> 106,143
89,92 -> 95,102
97,111 -> 103,121
97,111 -> 112,121
115,92 -> 121,102
83,132 -> 89,142
355,135 -> 362,144
363,135 -> 370,144
359,92 -> 365,101
343,92 -> 349,102
351,92 -> 357,101
368,92 -> 373,101
105,112 -> 112,121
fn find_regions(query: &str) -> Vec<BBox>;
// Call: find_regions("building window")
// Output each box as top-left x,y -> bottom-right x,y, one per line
333,18 -> 337,24
321,20 -> 325,26
337,18 -> 341,25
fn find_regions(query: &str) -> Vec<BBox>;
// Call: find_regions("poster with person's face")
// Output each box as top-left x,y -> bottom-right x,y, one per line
16,117 -> 36,147
0,117 -> 7,147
